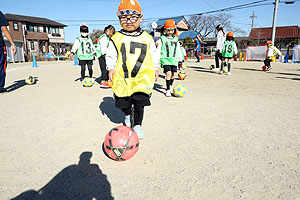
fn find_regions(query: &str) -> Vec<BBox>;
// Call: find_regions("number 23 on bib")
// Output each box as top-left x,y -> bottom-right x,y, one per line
111,31 -> 155,97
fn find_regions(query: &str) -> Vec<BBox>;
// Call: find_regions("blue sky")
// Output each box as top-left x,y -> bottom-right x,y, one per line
2,0 -> 300,43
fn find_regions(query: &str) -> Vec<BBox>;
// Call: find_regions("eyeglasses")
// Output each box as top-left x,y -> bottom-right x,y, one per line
118,15 -> 140,23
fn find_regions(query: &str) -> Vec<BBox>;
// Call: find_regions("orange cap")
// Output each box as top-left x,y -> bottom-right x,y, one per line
227,32 -> 233,37
164,19 -> 176,29
117,0 -> 141,16
266,40 -> 272,45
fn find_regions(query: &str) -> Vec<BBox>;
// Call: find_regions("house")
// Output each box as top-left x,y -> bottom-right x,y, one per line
153,16 -> 190,38
4,13 -> 67,62
178,30 -> 201,41
248,25 -> 300,48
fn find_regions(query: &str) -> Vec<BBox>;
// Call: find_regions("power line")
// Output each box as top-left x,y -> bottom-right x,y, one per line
201,0 -> 216,9
56,0 -> 299,25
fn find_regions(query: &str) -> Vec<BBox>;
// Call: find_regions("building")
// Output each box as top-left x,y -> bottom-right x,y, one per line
153,16 -> 190,39
4,13 -> 67,62
248,25 -> 300,48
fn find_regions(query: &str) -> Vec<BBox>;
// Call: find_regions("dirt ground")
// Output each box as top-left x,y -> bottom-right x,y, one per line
0,59 -> 299,200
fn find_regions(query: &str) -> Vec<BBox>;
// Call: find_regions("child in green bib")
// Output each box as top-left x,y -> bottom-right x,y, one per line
157,19 -> 182,97
220,32 -> 237,75
71,23 -> 96,81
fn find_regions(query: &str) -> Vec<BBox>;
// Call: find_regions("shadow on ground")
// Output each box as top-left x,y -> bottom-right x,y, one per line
6,77 -> 39,93
99,97 -> 124,124
11,152 -> 114,200
188,66 -> 218,74
276,76 -> 300,81
238,68 -> 300,77
153,83 -> 165,95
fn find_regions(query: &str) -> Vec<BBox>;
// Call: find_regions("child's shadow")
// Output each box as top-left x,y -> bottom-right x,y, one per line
99,97 -> 124,124
11,152 -> 114,200
6,77 -> 39,93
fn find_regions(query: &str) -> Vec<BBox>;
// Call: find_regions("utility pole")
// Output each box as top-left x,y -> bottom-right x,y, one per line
271,0 -> 279,44
250,11 -> 257,30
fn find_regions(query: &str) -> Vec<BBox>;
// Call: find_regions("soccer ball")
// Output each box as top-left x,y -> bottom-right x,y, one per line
173,84 -> 186,97
83,78 -> 93,87
25,76 -> 35,85
181,63 -> 186,70
262,66 -> 267,71
223,66 -> 228,73
178,71 -> 187,80
104,126 -> 139,161
210,64 -> 215,70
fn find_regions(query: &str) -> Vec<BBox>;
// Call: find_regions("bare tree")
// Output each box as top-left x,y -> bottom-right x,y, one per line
89,29 -> 104,43
188,12 -> 248,37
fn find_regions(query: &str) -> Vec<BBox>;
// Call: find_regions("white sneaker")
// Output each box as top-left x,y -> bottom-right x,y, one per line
227,72 -> 231,75
124,115 -> 131,127
166,90 -> 171,97
219,70 -> 223,74
133,125 -> 144,139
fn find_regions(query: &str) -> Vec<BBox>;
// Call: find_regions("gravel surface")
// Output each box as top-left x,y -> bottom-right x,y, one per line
1,59 -> 299,200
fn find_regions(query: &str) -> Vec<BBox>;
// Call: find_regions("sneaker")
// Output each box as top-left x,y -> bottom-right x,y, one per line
227,72 -> 232,75
219,70 -> 223,74
165,90 -> 171,97
267,67 -> 272,71
133,125 -> 144,139
124,115 -> 131,127
100,81 -> 109,88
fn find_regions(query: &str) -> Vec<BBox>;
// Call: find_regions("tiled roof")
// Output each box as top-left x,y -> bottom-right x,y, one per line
249,26 -> 300,39
178,30 -> 201,40
5,13 -> 67,27
156,16 -> 185,26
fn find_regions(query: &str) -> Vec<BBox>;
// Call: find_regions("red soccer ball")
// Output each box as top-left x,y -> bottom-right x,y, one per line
262,66 -> 267,71
104,126 -> 139,161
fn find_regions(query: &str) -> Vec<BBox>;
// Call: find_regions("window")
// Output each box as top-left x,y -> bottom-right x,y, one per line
33,26 -> 38,32
13,22 -> 19,31
51,27 -> 61,37
31,41 -> 35,50
28,25 -> 33,32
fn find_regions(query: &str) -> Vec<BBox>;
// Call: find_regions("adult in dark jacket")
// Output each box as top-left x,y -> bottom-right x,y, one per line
0,11 -> 16,93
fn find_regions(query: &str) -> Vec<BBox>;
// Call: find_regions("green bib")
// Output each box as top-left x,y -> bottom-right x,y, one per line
222,40 -> 236,58
77,36 -> 94,60
160,35 -> 179,66
96,34 -> 109,58
180,47 -> 185,60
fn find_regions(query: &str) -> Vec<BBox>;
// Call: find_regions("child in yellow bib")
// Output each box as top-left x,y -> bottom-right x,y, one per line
106,0 -> 159,139
264,40 -> 282,71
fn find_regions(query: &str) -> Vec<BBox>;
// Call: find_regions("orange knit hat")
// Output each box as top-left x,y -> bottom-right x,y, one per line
117,0 -> 141,16
164,19 -> 176,29
227,32 -> 233,37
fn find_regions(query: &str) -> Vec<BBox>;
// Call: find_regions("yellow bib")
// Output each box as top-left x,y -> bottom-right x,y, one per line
111,31 -> 155,97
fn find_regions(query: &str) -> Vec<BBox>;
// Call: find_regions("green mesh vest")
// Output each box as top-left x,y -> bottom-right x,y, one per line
222,40 -> 236,58
160,35 -> 179,66
96,34 -> 109,58
77,36 -> 94,60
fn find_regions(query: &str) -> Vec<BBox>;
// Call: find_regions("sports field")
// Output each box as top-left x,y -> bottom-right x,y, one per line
1,59 -> 300,200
